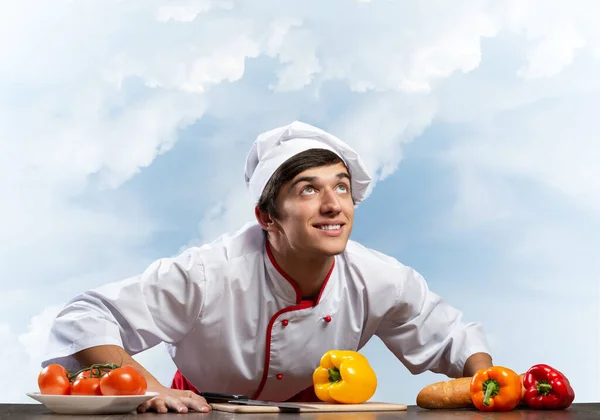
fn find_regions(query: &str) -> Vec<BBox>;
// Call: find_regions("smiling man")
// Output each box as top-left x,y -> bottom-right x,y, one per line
41,121 -> 493,414
254,150 -> 356,300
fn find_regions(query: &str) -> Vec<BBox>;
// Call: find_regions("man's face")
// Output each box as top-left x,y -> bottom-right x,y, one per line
272,162 -> 355,258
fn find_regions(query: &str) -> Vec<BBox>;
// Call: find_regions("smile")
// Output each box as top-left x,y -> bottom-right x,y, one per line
317,224 -> 341,231
313,223 -> 345,237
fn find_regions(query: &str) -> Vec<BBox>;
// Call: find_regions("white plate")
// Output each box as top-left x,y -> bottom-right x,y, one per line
26,391 -> 159,414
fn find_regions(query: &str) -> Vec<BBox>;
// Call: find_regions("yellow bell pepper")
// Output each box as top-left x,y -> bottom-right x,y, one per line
312,350 -> 377,404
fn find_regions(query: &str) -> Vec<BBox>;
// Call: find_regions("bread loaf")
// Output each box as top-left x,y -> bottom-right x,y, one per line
416,373 -> 526,409
416,377 -> 473,409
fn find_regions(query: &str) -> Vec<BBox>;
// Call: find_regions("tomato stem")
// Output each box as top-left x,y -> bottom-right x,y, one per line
68,363 -> 120,381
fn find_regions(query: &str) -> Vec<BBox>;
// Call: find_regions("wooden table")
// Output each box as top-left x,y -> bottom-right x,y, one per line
2,403 -> 599,420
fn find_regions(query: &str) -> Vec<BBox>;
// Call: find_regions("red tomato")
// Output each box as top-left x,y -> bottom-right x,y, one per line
70,377 -> 102,395
99,366 -> 146,396
38,364 -> 71,395
137,370 -> 148,395
121,366 -> 147,394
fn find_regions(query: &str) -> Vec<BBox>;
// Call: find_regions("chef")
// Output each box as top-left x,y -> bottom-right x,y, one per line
41,121 -> 493,414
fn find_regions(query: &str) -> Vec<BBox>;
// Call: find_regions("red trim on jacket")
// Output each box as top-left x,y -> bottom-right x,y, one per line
251,299 -> 314,400
170,241 -> 335,402
250,241 -> 334,400
265,241 -> 334,305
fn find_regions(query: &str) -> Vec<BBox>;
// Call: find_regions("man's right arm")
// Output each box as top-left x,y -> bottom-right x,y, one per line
43,249 -> 206,368
72,345 -> 211,414
42,248 -> 209,413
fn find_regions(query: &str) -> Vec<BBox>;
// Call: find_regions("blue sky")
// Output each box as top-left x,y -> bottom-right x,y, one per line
1,0 -> 598,406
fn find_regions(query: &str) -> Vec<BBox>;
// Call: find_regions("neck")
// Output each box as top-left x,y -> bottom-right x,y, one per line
267,239 -> 334,300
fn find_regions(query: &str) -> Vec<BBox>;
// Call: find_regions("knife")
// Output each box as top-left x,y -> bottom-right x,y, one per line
199,391 -> 315,410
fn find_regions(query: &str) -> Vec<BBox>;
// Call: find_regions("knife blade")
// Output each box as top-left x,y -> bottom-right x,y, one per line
225,399 -> 315,410
199,392 -> 314,410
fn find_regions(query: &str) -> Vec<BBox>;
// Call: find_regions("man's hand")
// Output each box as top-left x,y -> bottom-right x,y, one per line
462,352 -> 493,377
137,385 -> 212,414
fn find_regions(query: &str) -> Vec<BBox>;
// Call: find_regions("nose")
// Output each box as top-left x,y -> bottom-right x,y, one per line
320,188 -> 342,214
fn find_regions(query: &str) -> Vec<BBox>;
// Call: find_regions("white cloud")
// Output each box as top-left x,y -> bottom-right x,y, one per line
331,92 -> 438,183
195,185 -> 256,246
500,0 -> 599,79
154,0 -> 234,22
0,306 -> 61,403
268,24 -> 321,92
0,325 -> 29,403
311,1 -> 500,93
18,307 -> 63,372
448,167 -> 518,230
446,96 -> 600,215
436,90 -> 600,321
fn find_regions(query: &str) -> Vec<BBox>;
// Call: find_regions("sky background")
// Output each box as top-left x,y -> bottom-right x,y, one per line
1,0 -> 599,406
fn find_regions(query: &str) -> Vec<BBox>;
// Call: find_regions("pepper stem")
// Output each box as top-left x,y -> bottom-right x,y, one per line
328,368 -> 342,383
482,379 -> 500,406
536,381 -> 552,396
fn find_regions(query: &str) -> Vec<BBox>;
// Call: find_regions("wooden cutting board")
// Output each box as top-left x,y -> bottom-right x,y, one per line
210,401 -> 408,413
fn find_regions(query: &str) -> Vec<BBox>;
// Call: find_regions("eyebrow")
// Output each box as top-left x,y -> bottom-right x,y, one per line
290,172 -> 351,189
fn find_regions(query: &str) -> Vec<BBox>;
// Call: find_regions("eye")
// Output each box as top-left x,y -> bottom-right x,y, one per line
300,185 -> 316,195
335,183 -> 349,193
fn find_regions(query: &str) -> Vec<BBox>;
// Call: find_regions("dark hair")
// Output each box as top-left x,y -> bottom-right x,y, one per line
257,148 -> 351,219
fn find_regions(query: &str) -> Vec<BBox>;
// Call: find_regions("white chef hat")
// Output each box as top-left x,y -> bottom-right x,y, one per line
244,120 -> 372,205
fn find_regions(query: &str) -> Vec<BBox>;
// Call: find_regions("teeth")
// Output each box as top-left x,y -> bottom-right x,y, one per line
318,224 -> 341,231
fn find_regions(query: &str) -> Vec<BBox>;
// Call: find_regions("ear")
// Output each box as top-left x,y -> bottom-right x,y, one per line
255,206 -> 276,232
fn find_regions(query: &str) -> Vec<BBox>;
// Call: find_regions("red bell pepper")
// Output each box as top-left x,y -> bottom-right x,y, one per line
522,364 -> 575,410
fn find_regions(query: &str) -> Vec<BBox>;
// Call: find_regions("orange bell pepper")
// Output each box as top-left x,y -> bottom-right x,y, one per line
470,366 -> 522,411
312,350 -> 377,404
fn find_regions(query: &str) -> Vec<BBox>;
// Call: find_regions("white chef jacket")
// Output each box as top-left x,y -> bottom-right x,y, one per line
42,221 -> 490,402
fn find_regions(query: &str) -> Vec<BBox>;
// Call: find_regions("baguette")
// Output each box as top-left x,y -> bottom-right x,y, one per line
416,373 -> 526,409
416,377 -> 473,409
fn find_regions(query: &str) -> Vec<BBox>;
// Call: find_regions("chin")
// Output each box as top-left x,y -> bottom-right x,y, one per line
315,240 -> 349,257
